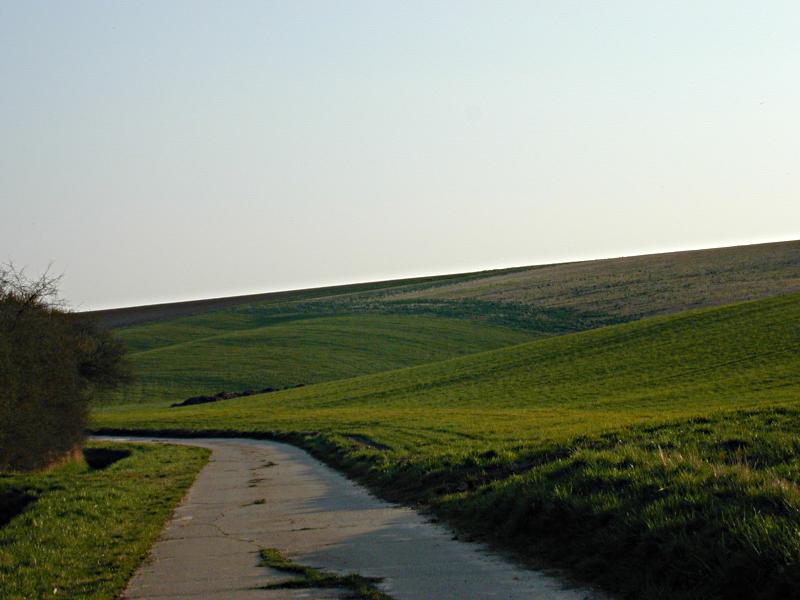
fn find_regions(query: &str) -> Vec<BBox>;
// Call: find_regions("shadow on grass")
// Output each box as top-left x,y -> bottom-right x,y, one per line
83,447 -> 131,470
0,490 -> 36,527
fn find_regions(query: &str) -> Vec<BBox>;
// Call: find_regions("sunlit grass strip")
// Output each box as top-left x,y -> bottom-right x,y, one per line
0,442 -> 209,600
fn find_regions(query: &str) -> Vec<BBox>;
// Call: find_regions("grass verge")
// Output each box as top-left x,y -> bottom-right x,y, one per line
96,409 -> 800,600
0,441 -> 209,599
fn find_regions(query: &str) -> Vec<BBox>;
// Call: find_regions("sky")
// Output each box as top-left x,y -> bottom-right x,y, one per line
1,1 -> 798,310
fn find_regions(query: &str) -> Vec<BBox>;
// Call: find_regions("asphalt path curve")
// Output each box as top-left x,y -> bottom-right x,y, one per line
98,436 -> 610,600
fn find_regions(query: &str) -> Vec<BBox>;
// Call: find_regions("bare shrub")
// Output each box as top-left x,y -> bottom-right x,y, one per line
0,264 -> 131,470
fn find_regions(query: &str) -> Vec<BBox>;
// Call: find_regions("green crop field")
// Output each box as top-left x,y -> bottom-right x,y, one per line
97,240 -> 800,408
107,314 -> 534,404
93,290 -> 800,599
95,292 -> 800,446
87,240 -> 800,330
86,241 -> 800,599
389,239 -> 800,320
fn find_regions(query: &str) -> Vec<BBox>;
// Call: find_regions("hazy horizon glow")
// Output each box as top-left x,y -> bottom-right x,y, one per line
69,235 -> 800,311
2,1 -> 798,310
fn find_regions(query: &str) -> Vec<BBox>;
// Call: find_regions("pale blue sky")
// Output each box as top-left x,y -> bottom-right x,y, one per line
1,1 -> 798,309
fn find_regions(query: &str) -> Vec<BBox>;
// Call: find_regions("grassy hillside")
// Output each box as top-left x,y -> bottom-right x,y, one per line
89,241 -> 800,597
98,293 -> 800,444
93,292 -> 800,599
85,265 -> 533,328
100,240 -> 800,406
109,314 -> 534,404
97,240 -> 800,407
87,240 -> 800,335
388,239 -> 800,321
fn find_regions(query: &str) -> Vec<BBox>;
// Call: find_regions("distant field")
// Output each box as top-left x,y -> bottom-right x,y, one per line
86,239 -> 800,332
93,291 -> 800,599
85,265 -> 533,329
108,314 -> 534,404
384,239 -> 800,320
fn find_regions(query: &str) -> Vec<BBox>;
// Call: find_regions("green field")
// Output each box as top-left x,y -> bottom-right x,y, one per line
93,291 -> 800,599
87,239 -> 800,333
97,293 -> 800,445
0,442 -> 208,600
109,314 -> 534,404
98,241 -> 800,408
86,241 -> 800,599
389,239 -> 800,320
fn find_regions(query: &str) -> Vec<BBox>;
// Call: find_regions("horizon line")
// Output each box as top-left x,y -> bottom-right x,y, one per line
78,234 -> 799,313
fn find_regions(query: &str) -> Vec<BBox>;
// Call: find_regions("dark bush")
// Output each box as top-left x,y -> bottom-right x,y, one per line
0,265 -> 131,471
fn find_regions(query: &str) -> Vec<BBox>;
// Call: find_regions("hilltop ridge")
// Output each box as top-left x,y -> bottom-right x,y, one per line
86,239 -> 800,329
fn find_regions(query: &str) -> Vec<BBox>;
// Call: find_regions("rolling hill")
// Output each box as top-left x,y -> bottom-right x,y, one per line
90,240 -> 800,599
87,239 -> 800,333
389,239 -> 800,320
96,291 -> 800,448
94,290 -> 800,599
96,240 -> 800,406
110,314 -> 533,405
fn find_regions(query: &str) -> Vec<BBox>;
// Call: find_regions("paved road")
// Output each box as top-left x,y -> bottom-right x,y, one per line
101,437 -> 609,600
